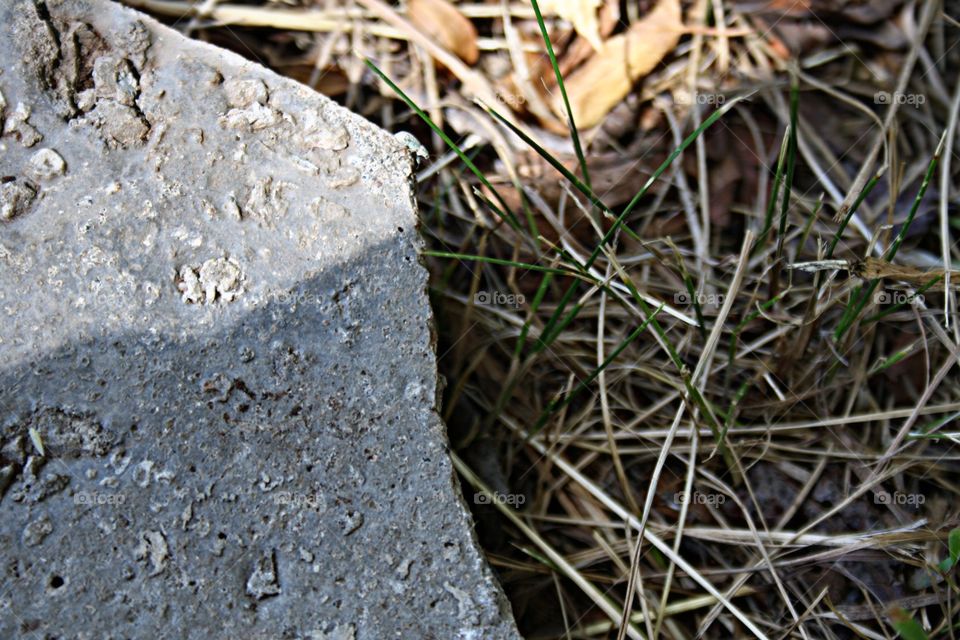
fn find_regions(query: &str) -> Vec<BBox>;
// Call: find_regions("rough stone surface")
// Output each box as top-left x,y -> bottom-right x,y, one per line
0,1 -> 519,638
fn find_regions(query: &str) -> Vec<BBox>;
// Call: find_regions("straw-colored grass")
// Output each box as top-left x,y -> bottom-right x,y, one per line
131,1 -> 960,637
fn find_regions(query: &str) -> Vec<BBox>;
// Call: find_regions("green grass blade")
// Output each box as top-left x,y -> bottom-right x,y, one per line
868,346 -> 912,375
728,292 -> 787,367
470,186 -> 516,231
531,304 -> 663,433
365,59 -> 523,232
483,103 -> 644,244
595,96 -> 752,262
889,608 -> 929,640
515,272 -> 554,357
884,132 -> 947,263
915,411 -> 960,436
483,104 -> 606,215
425,250 -> 569,274
775,76 -> 799,260
937,527 -> 960,573
752,128 -> 790,257
833,281 -> 879,341
539,301 -> 585,351
528,0 -> 591,191
535,276 -> 582,351
796,193 -> 823,257
535,95 -> 752,352
719,379 -> 752,446
827,173 -> 880,258
834,134 -> 945,341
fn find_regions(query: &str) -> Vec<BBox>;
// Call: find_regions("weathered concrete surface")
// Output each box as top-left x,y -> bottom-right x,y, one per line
0,1 -> 519,638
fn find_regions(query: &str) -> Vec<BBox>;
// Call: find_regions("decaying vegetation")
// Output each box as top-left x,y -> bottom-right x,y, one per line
128,0 -> 960,637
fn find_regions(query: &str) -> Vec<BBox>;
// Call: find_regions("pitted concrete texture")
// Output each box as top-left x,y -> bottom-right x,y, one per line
0,1 -> 519,638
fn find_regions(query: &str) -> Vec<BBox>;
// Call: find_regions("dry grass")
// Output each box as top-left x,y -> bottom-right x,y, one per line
129,0 -> 960,637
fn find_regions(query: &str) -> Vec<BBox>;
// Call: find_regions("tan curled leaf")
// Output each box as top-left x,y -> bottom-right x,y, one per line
552,0 -> 682,128
539,0 -> 604,51
407,0 -> 479,65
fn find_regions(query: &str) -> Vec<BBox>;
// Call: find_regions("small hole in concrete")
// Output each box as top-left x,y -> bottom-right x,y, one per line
49,575 -> 64,589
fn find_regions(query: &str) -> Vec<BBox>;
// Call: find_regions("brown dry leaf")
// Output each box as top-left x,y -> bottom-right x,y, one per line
407,0 -> 479,65
539,0 -> 604,50
552,0 -> 682,128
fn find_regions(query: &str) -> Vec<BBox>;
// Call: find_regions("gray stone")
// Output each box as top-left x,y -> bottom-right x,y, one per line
0,1 -> 519,638
26,148 -> 67,181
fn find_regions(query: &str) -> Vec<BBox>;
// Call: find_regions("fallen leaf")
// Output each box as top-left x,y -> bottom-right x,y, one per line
539,0 -> 604,50
552,0 -> 682,128
407,0 -> 479,65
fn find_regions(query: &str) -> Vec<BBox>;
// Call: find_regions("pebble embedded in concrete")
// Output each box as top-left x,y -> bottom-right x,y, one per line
27,148 -> 67,180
